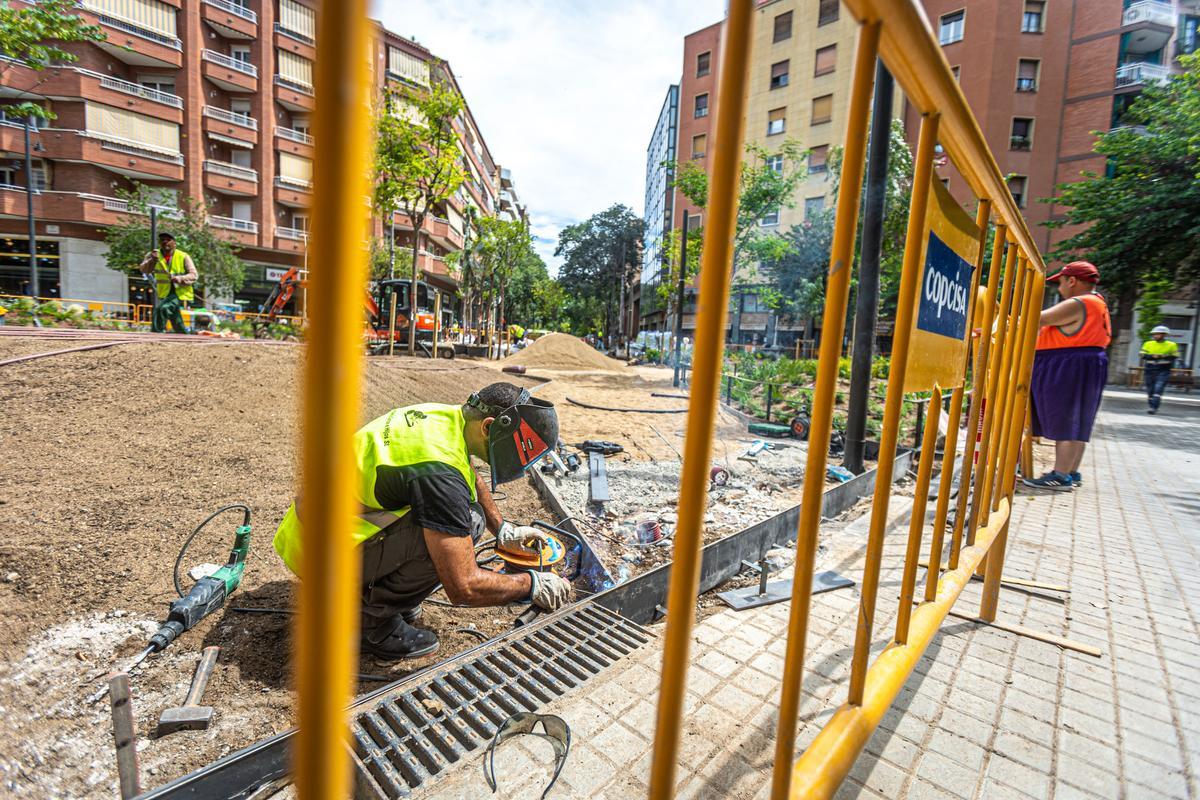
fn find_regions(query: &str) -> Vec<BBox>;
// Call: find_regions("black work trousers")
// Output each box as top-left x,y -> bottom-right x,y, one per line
359,504 -> 486,625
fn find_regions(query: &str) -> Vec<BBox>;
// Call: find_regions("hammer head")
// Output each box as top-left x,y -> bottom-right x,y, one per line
156,705 -> 214,736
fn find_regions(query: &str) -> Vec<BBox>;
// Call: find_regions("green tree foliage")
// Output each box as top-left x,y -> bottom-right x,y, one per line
1047,55 -> 1200,315
555,204 -> 642,339
654,224 -> 703,318
763,207 -> 837,321
1135,274 -> 1173,340
373,70 -> 469,353
0,0 -> 105,122
103,186 -> 246,299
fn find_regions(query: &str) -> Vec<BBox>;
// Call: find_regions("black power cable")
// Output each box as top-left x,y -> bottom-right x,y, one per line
172,504 -> 252,597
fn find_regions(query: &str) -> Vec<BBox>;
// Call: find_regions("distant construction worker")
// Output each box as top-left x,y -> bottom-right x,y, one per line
1022,261 -> 1111,491
1140,324 -> 1178,415
139,231 -> 197,334
273,382 -> 572,660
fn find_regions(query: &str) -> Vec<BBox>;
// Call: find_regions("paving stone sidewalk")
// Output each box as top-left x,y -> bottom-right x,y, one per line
420,390 -> 1200,799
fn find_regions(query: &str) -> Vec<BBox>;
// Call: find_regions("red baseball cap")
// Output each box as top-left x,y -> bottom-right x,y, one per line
1047,261 -> 1100,283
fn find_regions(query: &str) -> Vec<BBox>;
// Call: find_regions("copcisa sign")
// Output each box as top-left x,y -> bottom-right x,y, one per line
903,177 -> 982,393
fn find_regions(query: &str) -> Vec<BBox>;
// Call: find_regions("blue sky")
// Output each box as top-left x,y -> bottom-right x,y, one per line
370,0 -> 726,273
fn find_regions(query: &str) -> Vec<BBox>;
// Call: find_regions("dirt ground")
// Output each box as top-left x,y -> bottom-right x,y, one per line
0,339 -> 555,798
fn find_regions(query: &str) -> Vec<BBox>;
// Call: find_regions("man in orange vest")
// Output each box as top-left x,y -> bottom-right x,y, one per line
1022,261 -> 1111,491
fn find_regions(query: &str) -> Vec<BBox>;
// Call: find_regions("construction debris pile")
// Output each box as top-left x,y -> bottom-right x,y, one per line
505,333 -> 631,372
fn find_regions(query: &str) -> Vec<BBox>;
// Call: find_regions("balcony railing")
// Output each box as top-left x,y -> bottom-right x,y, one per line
1116,61 -> 1171,87
202,49 -> 258,77
204,160 -> 258,181
81,131 -> 185,164
1009,135 -> 1032,151
274,74 -> 314,95
83,4 -> 182,49
1111,124 -> 1151,136
275,175 -> 313,190
209,215 -> 259,233
276,126 -> 313,145
276,226 -> 308,240
273,22 -> 314,45
1015,77 -> 1037,92
203,105 -> 257,129
1122,1 -> 1176,28
73,69 -> 184,108
202,0 -> 257,23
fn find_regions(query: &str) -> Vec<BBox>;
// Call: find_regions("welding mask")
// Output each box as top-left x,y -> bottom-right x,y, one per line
469,389 -> 559,489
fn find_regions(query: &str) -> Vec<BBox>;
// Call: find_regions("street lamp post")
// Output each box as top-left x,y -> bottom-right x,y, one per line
24,114 -> 39,298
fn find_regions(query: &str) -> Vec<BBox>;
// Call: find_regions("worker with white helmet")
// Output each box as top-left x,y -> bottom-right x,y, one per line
1140,324 -> 1178,414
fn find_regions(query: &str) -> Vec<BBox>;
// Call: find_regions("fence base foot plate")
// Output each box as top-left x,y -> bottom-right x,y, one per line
718,570 -> 853,611
945,609 -> 1102,657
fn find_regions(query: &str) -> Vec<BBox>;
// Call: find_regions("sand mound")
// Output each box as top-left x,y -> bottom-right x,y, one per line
506,332 -> 630,372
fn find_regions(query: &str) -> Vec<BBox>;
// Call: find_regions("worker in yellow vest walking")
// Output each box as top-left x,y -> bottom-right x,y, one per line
1140,325 -> 1179,414
139,231 -> 198,334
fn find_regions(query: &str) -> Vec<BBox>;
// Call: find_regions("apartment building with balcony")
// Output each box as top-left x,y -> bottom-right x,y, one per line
640,83 -> 678,332
0,0 -> 512,321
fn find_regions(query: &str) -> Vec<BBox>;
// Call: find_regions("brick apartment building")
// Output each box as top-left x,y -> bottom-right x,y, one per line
915,0 -> 1200,373
0,0 -> 523,319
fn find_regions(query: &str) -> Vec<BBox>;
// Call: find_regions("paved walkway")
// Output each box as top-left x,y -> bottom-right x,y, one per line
420,390 -> 1200,799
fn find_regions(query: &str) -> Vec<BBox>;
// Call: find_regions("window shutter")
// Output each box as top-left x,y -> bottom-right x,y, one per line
388,46 -> 430,87
812,94 -> 833,123
85,102 -> 180,153
278,50 -> 314,88
809,145 -> 829,171
83,0 -> 176,37
1018,60 -> 1038,79
279,0 -> 315,41
815,45 -> 837,75
279,152 -> 313,184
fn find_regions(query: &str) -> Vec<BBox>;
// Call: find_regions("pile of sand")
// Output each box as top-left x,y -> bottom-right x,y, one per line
506,332 -> 631,372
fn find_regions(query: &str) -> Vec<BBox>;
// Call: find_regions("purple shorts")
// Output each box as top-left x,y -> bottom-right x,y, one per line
1029,347 -> 1108,442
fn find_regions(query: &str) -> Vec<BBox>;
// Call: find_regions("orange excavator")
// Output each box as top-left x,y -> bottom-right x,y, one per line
256,267 -> 453,357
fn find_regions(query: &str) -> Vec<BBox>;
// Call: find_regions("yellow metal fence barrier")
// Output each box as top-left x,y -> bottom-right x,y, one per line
648,1 -> 1051,798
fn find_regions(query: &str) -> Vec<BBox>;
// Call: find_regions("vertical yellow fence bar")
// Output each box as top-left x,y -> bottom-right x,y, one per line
980,268 -> 1044,620
647,1 -> 754,796
847,110 -> 940,705
987,257 -> 1031,512
924,200 -> 988,590
768,22 -> 880,800
948,221 -> 1005,568
894,386 -> 942,643
966,241 -> 1018,543
294,2 -> 373,799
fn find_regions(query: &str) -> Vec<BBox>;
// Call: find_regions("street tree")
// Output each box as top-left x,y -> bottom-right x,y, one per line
0,0 -> 104,123
104,185 -> 246,301
1046,54 -> 1200,331
373,70 -> 469,354
555,204 -> 642,343
472,215 -> 532,354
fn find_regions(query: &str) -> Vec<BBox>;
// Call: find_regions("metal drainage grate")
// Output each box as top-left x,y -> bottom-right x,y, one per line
350,603 -> 652,798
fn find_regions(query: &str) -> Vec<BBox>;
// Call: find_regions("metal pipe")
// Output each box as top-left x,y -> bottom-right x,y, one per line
293,2 -> 372,798
647,2 -> 754,796
949,217 -> 1003,568
769,23 -> 881,800
788,498 -> 1013,798
847,110 -> 940,706
894,385 -> 942,643
925,382 -> 964,601
24,116 -> 39,298
673,211 -> 690,387
984,257 -> 1029,515
991,260 -> 1034,512
843,60 -> 894,475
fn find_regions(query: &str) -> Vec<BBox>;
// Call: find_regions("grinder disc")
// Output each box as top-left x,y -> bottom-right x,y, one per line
495,533 -> 565,570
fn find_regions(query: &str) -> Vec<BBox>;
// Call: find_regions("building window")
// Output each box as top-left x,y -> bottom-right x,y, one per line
692,133 -> 707,159
770,60 -> 790,90
1016,59 -> 1039,92
697,51 -> 711,77
766,154 -> 784,174
1022,1 -> 1045,33
139,74 -> 175,94
742,292 -> 770,312
761,208 -> 780,227
808,144 -> 829,173
804,196 -> 825,219
812,94 -> 833,124
1010,117 -> 1034,150
0,106 -> 47,128
774,11 -> 793,43
951,65 -> 961,82
1008,175 -> 1027,207
815,44 -> 837,76
940,177 -> 951,189
818,0 -> 839,26
939,10 -> 965,45
689,214 -> 702,230
231,44 -> 251,65
767,107 -> 786,136
694,93 -> 709,118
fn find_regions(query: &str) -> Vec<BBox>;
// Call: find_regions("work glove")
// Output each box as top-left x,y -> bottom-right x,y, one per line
496,521 -> 548,555
529,571 -> 573,611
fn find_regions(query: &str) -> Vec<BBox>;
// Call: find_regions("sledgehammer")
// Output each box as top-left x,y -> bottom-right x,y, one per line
157,646 -> 219,736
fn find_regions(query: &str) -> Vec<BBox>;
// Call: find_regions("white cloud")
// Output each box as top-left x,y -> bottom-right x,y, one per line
370,0 -> 725,273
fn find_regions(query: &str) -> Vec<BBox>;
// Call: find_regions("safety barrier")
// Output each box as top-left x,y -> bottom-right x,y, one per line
647,1 -> 1048,799
0,294 -> 303,331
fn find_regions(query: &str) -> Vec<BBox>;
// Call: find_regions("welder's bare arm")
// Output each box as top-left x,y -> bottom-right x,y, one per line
424,528 -> 531,606
474,471 -> 503,534
1039,297 -> 1084,329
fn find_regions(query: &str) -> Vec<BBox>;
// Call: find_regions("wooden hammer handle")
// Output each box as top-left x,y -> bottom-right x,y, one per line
184,646 -> 220,707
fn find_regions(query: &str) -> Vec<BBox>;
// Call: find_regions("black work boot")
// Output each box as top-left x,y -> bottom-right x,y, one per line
361,614 -> 439,660
400,605 -> 423,624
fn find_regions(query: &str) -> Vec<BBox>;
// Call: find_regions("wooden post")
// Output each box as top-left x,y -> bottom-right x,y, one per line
108,672 -> 141,799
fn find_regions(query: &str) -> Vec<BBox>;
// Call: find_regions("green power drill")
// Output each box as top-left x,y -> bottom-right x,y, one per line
88,505 -> 252,703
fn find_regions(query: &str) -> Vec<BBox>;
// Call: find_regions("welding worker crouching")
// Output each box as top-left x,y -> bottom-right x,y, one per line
273,383 -> 572,660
